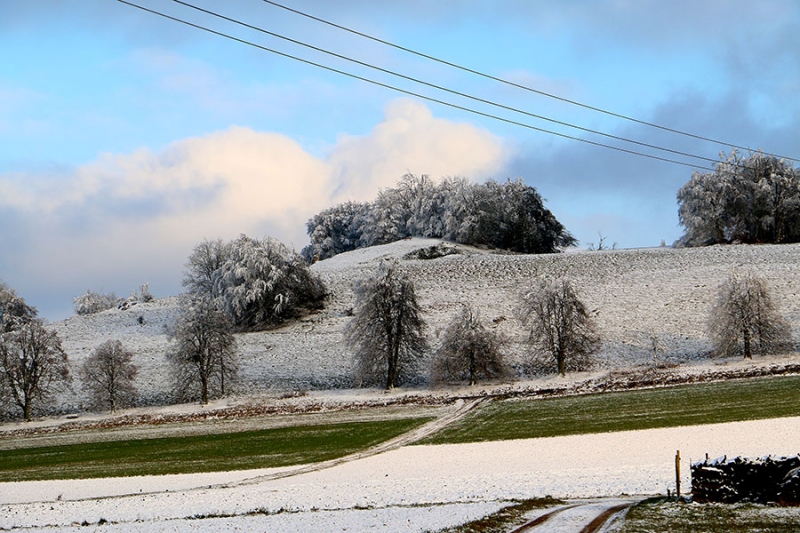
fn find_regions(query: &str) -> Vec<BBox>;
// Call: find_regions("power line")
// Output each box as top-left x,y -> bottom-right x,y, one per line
170,0 -> 721,168
119,0 -> 713,171
118,0 -> 744,173
261,0 -> 798,164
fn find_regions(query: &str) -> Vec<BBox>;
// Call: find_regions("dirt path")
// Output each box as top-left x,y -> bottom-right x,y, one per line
3,397 -> 489,506
231,396 -> 488,486
511,499 -> 637,533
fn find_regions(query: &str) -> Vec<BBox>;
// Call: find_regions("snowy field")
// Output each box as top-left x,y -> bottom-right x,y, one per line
4,240 -> 800,531
42,239 -> 800,411
2,416 -> 799,531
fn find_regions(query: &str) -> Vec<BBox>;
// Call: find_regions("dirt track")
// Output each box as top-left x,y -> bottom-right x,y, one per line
511,499 -> 638,533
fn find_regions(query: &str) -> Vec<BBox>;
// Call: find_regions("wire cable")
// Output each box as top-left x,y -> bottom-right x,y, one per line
261,0 -> 798,163
119,0 -> 715,171
170,0 -> 722,168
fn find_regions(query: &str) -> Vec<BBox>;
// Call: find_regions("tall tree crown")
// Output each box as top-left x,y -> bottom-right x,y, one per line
678,150 -> 800,246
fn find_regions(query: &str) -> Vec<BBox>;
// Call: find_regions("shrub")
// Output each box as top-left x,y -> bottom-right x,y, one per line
74,290 -> 119,315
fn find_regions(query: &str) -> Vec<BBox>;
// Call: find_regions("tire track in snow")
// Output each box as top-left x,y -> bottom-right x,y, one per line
511,499 -> 637,533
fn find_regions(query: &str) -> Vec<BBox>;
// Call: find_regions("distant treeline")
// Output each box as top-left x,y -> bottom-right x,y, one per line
302,174 -> 576,262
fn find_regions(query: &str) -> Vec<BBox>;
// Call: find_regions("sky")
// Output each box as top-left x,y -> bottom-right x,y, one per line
1,0 -> 799,320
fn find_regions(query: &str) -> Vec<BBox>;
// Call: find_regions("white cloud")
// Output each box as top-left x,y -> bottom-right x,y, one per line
0,99 -> 509,319
329,99 -> 508,200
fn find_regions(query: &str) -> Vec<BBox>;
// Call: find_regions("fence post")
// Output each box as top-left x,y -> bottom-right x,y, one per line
675,450 -> 681,498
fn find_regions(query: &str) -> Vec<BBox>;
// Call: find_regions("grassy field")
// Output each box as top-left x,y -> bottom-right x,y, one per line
616,498 -> 800,532
0,417 -> 430,482
422,375 -> 800,444
5,374 -> 800,483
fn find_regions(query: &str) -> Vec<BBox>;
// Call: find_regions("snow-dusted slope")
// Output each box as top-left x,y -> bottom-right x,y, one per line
48,239 -> 800,412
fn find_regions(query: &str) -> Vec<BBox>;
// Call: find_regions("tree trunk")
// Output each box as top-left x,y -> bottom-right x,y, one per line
557,350 -> 566,376
469,350 -> 476,386
23,399 -> 32,422
200,374 -> 209,404
386,347 -> 397,390
743,327 -> 752,359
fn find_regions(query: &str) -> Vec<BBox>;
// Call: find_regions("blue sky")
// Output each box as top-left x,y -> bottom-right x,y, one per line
1,0 -> 799,320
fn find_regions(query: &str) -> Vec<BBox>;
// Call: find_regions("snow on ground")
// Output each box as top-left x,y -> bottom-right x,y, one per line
6,240 -> 800,530
2,416 -> 798,531
41,239 -> 800,414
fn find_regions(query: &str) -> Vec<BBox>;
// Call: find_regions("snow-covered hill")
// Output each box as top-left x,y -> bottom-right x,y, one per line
49,238 -> 800,412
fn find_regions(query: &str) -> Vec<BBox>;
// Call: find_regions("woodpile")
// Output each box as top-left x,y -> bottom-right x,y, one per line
692,454 -> 800,505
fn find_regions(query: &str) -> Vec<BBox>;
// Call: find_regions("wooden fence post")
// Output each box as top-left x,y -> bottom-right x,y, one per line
675,450 -> 681,498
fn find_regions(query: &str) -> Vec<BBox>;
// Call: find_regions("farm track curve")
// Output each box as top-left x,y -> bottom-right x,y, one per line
511,499 -> 637,533
230,396 -> 489,486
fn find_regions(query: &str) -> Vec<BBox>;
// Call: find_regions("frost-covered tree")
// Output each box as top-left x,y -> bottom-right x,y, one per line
0,281 -> 37,332
517,279 -> 600,376
709,269 -> 791,359
81,340 -> 138,413
346,261 -> 427,389
477,179 -> 575,253
431,305 -> 506,386
359,187 -> 413,247
169,297 -> 237,404
0,320 -> 70,421
405,174 -> 449,238
302,201 -> 372,262
678,150 -> 800,246
215,235 -> 326,330
183,235 -> 326,331
73,290 -> 119,315
303,175 -> 575,260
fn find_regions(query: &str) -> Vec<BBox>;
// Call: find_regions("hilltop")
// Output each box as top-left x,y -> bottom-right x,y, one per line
35,237 -> 800,416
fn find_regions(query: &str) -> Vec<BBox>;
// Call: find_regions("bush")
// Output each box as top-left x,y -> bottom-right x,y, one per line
74,290 -> 119,315
184,235 -> 327,331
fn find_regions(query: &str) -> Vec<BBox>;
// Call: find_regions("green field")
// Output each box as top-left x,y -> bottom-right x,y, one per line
4,374 -> 800,482
421,375 -> 800,444
0,417 -> 429,482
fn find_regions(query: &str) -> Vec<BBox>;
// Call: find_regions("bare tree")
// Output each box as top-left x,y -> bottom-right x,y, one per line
431,305 -> 506,386
517,279 -> 600,376
346,261 -> 427,389
169,298 -> 238,404
709,268 -> 791,359
0,320 -> 70,421
81,340 -> 138,413
183,238 -> 229,298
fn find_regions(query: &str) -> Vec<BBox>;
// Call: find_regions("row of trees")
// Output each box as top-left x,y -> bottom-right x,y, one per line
0,286 -> 238,420
346,261 -> 602,389
0,256 -> 793,419
677,150 -> 800,246
302,174 -> 576,262
346,262 -> 794,389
